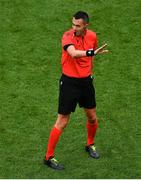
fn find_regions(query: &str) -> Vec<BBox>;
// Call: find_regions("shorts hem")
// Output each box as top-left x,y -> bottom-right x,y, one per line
80,104 -> 96,109
58,110 -> 72,115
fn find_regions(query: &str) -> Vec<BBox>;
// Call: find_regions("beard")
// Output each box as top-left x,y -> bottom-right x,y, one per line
75,30 -> 83,36
74,28 -> 86,36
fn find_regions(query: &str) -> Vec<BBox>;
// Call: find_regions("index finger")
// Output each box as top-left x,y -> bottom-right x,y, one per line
100,43 -> 107,49
96,44 -> 107,52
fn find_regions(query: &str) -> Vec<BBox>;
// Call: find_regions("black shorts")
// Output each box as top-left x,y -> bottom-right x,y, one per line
58,74 -> 96,115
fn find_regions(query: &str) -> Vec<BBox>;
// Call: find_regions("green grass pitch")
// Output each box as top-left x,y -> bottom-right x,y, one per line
0,0 -> 141,178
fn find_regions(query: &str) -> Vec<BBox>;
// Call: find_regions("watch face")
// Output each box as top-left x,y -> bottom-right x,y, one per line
88,51 -> 91,54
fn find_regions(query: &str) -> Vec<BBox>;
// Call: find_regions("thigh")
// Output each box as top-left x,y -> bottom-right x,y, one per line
58,75 -> 80,115
79,78 -> 96,109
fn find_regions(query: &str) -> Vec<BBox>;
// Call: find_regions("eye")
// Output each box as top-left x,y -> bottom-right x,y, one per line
72,23 -> 80,28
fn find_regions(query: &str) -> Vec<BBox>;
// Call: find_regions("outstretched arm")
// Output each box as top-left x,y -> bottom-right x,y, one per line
66,43 -> 108,58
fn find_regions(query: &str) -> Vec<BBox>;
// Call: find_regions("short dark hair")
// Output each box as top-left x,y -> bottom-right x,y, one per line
73,11 -> 89,23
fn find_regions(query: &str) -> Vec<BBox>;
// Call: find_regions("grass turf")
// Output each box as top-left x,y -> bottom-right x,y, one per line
0,0 -> 141,178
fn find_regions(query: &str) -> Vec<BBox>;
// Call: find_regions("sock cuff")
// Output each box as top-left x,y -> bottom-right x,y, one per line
86,120 -> 98,128
53,126 -> 62,135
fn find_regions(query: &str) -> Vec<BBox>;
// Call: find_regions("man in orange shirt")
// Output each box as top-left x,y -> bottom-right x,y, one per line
44,11 -> 108,170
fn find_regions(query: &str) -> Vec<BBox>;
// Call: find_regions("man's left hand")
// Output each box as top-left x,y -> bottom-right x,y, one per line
94,44 -> 109,55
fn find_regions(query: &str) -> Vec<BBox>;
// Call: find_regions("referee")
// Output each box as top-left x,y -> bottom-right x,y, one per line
44,11 -> 108,170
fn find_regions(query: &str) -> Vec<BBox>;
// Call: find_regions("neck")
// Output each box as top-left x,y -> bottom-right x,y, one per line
75,29 -> 87,37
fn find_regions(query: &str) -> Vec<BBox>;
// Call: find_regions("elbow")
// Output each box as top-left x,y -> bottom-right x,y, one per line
71,54 -> 77,58
70,52 -> 77,58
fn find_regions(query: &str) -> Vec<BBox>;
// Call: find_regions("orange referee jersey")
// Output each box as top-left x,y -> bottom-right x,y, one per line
61,29 -> 98,78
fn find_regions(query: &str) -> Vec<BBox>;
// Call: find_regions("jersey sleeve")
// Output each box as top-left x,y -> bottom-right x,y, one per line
62,31 -> 74,50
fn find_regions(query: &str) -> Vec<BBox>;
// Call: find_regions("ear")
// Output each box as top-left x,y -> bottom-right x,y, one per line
85,23 -> 89,28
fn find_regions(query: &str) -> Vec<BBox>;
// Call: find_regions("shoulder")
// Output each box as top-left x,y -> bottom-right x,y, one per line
62,29 -> 74,38
86,29 -> 97,39
62,29 -> 74,45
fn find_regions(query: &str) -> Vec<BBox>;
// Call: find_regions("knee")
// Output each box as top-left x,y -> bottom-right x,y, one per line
55,114 -> 70,130
60,118 -> 68,129
87,114 -> 97,124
